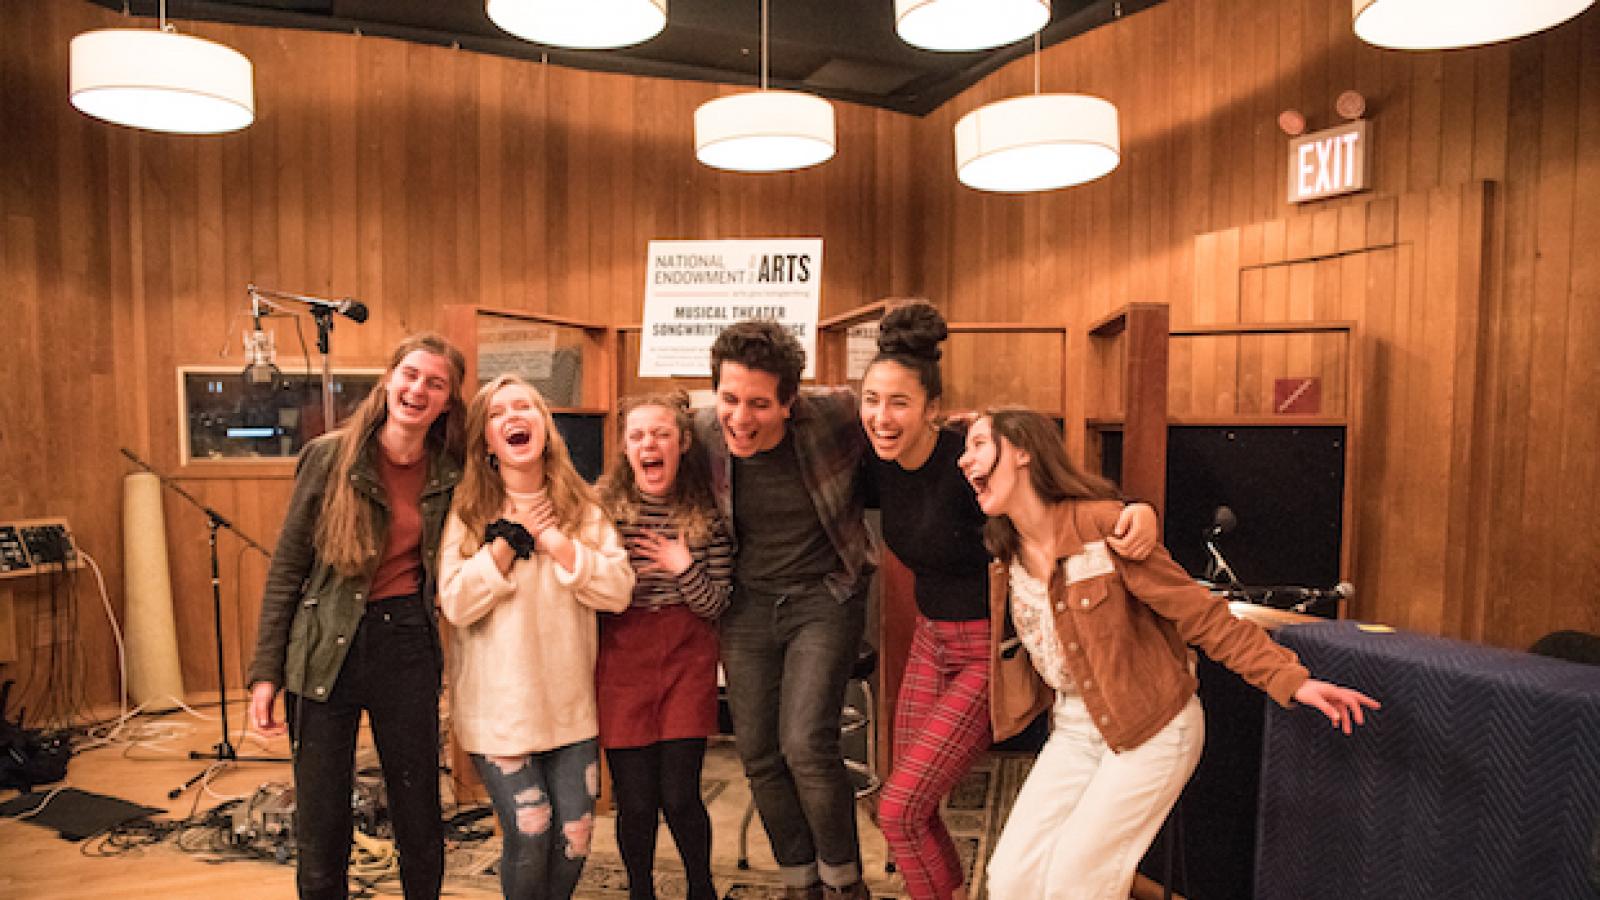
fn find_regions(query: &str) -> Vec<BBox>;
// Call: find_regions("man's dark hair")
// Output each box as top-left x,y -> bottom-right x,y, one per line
710,320 -> 806,403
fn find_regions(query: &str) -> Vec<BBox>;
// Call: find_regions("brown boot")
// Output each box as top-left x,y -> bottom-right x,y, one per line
822,883 -> 870,900
784,886 -> 823,900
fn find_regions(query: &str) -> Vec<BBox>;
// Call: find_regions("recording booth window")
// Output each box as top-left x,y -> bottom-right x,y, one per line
179,366 -> 380,463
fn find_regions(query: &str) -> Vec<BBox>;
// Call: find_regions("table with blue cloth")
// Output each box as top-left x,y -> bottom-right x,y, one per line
1256,620 -> 1600,900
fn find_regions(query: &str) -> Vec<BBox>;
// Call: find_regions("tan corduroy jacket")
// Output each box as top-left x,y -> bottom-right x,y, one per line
989,499 -> 1309,752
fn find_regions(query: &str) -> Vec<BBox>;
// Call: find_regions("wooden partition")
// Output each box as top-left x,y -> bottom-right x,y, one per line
1085,303 -> 1171,512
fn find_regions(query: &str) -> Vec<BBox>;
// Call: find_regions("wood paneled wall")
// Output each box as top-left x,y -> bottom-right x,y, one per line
0,0 -> 916,702
3,0 -> 1596,706
910,0 -> 1599,649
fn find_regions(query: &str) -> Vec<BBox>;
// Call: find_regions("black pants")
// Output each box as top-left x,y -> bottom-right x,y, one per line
287,594 -> 444,900
606,739 -> 716,900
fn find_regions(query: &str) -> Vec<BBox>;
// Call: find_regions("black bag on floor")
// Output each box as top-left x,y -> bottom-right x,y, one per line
0,680 -> 70,791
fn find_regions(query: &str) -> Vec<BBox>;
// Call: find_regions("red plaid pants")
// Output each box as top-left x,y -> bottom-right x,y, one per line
878,616 -> 992,900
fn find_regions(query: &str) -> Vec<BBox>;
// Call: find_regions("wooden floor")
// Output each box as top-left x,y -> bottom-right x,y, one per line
0,692 -> 893,899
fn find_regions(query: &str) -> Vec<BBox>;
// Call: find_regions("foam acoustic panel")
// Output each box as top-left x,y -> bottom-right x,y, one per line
1257,622 -> 1600,899
122,472 -> 185,710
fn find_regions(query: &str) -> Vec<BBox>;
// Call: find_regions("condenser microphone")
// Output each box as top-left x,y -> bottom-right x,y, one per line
242,322 -> 281,388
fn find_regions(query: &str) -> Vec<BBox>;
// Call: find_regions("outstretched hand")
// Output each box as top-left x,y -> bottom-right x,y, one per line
1293,679 -> 1381,735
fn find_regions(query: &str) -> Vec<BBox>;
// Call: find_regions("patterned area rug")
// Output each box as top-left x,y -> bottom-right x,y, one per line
446,748 -> 1033,899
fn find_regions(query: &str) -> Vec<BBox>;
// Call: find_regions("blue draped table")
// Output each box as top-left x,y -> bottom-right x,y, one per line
1257,620 -> 1600,899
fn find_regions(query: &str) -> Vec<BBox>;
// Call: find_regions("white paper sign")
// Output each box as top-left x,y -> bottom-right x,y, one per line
640,238 -> 822,378
846,323 -> 879,381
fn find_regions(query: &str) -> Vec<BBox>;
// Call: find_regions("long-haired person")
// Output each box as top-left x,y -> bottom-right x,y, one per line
596,391 -> 734,900
957,407 -> 1379,900
438,375 -> 635,900
247,332 -> 468,900
861,303 -> 1157,900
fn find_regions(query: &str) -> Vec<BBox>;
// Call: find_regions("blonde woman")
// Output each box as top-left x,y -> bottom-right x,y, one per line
247,332 -> 467,900
438,375 -> 635,900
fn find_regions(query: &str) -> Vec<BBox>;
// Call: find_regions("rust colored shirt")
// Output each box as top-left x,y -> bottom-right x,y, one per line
369,447 -> 427,602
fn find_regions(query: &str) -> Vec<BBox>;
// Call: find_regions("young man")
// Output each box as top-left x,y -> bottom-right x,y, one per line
695,320 -> 874,900
696,319 -> 1159,900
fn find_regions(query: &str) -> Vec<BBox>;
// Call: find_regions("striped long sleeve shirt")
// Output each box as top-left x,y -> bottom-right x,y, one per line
615,495 -> 734,619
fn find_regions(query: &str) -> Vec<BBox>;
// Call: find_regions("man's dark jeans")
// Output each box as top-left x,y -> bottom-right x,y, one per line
720,581 -> 866,888
287,594 -> 444,900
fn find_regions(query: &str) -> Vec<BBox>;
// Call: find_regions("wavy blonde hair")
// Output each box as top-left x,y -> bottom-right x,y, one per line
598,391 -> 717,544
452,374 -> 598,555
315,332 -> 467,576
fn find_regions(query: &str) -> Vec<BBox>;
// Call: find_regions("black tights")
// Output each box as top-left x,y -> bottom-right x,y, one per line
606,739 -> 716,900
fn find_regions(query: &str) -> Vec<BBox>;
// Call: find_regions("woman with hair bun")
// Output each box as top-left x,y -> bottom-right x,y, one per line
861,302 -> 1159,900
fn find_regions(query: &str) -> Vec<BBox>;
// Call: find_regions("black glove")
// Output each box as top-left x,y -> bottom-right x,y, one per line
486,518 -> 536,560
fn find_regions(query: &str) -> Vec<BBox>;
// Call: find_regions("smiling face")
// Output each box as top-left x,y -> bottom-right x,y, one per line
715,362 -> 793,457
958,416 -> 1032,517
860,359 -> 939,466
483,382 -> 548,472
624,403 -> 687,496
384,349 -> 455,434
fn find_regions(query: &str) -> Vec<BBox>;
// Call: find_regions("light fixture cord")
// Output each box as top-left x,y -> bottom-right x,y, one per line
1033,32 -> 1040,95
760,0 -> 769,91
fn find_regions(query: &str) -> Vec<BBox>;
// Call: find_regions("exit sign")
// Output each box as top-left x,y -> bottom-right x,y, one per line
1287,120 -> 1369,204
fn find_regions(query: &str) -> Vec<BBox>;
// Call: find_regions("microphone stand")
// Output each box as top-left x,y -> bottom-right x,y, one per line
118,449 -> 289,796
247,284 -> 361,433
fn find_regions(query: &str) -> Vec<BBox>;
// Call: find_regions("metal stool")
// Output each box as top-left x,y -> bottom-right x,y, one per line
737,643 -> 881,870
1155,795 -> 1188,900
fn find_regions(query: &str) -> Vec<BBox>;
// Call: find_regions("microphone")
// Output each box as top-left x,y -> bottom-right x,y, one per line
1203,505 -> 1237,540
303,296 -> 368,323
242,321 -> 281,389
329,298 -> 368,323
1290,582 -> 1354,614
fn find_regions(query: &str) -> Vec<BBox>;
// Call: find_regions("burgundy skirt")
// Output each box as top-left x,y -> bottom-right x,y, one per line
596,603 -> 720,749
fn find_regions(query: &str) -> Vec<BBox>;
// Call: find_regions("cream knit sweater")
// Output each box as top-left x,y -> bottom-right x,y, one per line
438,502 -> 634,756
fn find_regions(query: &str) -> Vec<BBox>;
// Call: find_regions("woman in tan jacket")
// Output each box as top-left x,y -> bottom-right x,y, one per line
956,407 -> 1377,900
438,374 -> 635,900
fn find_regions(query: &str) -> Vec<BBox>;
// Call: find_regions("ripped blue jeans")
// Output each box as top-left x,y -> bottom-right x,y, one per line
471,738 -> 599,900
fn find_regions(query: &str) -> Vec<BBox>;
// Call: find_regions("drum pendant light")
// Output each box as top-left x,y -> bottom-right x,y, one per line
1352,0 -> 1596,50
69,0 -> 254,134
694,0 -> 835,173
895,0 -> 1051,52
953,35 -> 1119,193
486,0 -> 667,49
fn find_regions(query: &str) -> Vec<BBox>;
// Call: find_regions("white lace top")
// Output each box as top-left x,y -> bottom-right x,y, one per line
1008,561 -> 1076,695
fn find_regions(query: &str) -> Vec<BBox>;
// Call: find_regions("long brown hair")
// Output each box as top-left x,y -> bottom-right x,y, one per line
316,332 -> 467,576
598,391 -> 718,543
981,406 -> 1120,564
452,374 -> 598,555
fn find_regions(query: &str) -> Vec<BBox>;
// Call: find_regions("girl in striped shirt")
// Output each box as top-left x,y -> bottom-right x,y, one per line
597,391 -> 734,900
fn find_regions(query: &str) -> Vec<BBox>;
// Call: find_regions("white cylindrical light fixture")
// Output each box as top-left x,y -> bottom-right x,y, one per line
954,93 -> 1120,193
1353,0 -> 1595,49
695,91 -> 836,173
895,0 -> 1051,51
487,0 -> 667,49
70,29 -> 254,134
